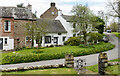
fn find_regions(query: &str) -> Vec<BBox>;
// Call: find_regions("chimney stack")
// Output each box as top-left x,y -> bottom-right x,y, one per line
51,2 -> 55,7
58,9 -> 62,16
27,4 -> 32,11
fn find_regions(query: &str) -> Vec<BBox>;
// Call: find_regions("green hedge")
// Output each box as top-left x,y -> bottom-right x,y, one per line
2,43 -> 115,64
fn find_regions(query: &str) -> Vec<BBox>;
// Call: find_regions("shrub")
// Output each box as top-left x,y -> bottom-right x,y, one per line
49,45 -> 54,47
87,32 -> 97,43
87,33 -> 103,44
64,37 -> 81,46
96,33 -> 103,42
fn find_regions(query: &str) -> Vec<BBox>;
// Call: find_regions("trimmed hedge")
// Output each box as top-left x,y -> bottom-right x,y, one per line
2,42 -> 115,64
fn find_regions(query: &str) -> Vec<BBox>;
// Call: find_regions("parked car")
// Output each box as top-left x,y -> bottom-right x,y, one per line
107,30 -> 111,33
102,36 -> 109,42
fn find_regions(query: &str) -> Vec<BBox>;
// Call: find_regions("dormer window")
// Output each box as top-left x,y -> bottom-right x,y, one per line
4,20 -> 11,32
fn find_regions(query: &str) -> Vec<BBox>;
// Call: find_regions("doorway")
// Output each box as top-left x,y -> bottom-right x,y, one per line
0,38 -> 3,50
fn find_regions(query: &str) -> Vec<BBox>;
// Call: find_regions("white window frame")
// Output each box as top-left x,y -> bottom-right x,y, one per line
4,20 -> 11,32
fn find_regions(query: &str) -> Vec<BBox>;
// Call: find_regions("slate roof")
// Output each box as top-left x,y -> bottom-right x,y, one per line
61,15 -> 72,22
37,19 -> 67,33
0,7 -> 35,19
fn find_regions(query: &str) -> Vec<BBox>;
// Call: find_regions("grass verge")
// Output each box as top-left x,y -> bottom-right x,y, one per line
112,32 -> 120,39
86,58 -> 120,74
2,68 -> 77,74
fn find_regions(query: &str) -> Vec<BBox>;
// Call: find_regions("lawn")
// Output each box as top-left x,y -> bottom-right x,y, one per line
2,68 -> 77,74
1,42 -> 114,64
105,65 -> 120,74
86,58 -> 120,74
112,32 -> 120,39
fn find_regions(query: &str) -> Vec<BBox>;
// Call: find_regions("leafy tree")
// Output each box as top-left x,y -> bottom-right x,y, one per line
95,17 -> 105,34
25,20 -> 48,48
106,26 -> 111,31
25,21 -> 37,47
35,19 -> 48,48
71,4 -> 100,44
110,22 -> 118,32
17,3 -> 25,8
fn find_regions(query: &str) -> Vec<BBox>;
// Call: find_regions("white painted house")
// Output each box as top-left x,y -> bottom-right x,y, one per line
34,19 -> 68,47
55,10 -> 76,40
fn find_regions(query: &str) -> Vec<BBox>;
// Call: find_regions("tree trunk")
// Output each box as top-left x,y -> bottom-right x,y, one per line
31,35 -> 34,48
83,32 -> 87,44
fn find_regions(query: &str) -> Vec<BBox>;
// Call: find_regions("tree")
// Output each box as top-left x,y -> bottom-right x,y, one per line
95,17 -> 105,34
35,19 -> 48,48
110,22 -> 118,32
17,3 -> 25,8
25,21 -> 37,47
25,20 -> 48,48
71,4 -> 100,44
107,0 -> 120,18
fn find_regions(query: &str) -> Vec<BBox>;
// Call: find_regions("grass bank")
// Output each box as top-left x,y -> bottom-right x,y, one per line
86,58 -> 120,74
112,32 -> 120,39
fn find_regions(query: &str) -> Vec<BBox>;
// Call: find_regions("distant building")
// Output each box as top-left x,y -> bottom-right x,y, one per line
40,2 -> 58,19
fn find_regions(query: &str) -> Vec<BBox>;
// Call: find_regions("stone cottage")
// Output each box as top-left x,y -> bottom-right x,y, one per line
0,4 -> 36,50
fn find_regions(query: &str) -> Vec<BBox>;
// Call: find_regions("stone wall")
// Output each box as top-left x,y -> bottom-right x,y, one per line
1,64 -> 64,72
14,20 -> 33,49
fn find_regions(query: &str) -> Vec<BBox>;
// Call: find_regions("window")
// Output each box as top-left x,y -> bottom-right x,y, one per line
45,36 -> 51,43
26,37 -> 31,41
73,34 -> 76,37
51,12 -> 54,15
63,37 -> 66,41
54,37 -> 58,43
58,33 -> 61,35
5,38 -> 7,44
4,20 -> 11,32
73,23 -> 76,28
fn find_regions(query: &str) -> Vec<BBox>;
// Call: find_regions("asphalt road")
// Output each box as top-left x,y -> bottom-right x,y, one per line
1,32 -> 119,69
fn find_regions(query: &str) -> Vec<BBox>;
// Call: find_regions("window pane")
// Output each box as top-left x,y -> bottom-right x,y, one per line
45,36 -> 51,43
5,38 -> 7,44
4,21 -> 11,31
63,37 -> 66,41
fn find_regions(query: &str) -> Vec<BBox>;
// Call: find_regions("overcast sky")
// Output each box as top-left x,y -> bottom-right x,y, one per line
0,0 -> 109,17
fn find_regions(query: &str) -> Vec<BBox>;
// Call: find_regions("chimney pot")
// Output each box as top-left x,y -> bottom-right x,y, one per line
51,2 -> 55,7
